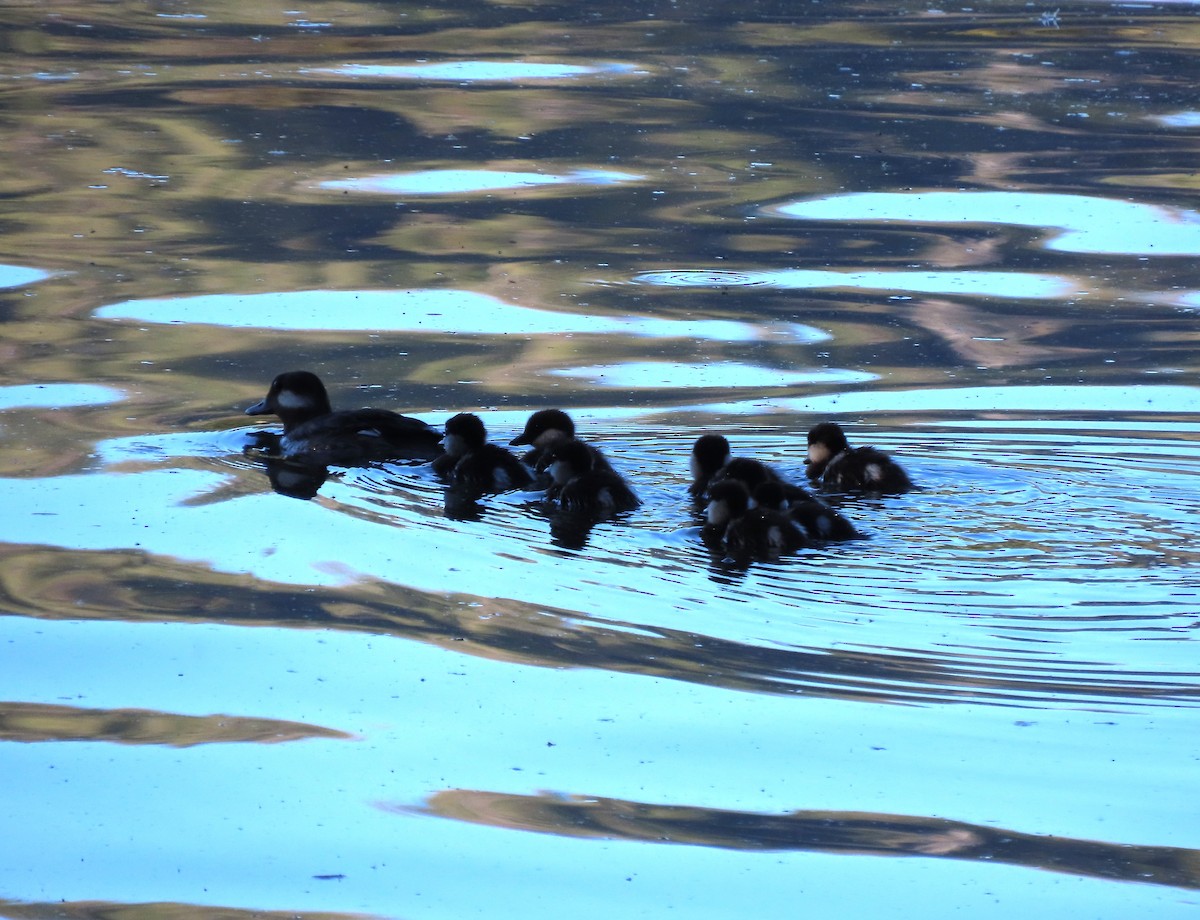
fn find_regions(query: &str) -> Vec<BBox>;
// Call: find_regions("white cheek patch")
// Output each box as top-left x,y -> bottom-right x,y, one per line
706,500 -> 726,526
276,389 -> 313,411
864,462 -> 883,483
550,459 -> 571,485
689,455 -> 702,479
443,434 -> 467,458
807,443 -> 829,465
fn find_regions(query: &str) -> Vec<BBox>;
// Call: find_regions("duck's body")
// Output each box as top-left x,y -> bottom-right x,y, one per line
705,479 -> 808,559
751,481 -> 861,542
245,370 -> 442,465
548,439 -> 639,515
805,422 -> 913,494
435,412 -> 534,493
511,409 -> 613,477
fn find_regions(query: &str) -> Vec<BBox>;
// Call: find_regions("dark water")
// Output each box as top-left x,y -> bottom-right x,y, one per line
1,2 -> 1199,918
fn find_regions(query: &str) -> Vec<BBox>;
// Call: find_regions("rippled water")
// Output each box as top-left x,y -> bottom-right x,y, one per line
1,1 -> 1199,918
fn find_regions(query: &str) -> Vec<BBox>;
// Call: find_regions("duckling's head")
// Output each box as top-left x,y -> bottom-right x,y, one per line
245,370 -> 333,431
807,421 -> 849,467
705,479 -> 750,528
547,438 -> 593,486
511,409 -> 575,448
690,433 -> 731,480
443,412 -> 487,457
751,480 -> 787,511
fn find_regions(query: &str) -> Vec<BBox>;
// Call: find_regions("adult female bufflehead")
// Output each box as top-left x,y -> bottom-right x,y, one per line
805,421 -> 913,494
705,479 -> 808,560
245,370 -> 442,465
434,412 -> 535,493
546,439 -> 639,515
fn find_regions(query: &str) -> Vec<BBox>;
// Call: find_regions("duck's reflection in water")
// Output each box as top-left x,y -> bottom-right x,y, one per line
442,485 -> 487,522
542,505 -> 603,550
261,458 -> 329,500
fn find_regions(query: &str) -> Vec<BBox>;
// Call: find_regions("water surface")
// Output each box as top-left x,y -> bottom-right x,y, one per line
0,2 -> 1198,919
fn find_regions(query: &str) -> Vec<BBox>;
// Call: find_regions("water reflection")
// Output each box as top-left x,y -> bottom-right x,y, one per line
549,362 -> 874,389
636,268 -> 1076,299
773,191 -> 1200,256
0,701 -> 351,746
318,167 -> 645,196
0,384 -> 123,410
309,61 -> 647,82
0,265 -> 51,288
409,789 -> 1200,889
95,289 -> 823,342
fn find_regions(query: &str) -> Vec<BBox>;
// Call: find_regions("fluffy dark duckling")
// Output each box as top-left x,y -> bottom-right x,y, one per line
245,370 -> 442,465
751,481 -> 862,542
705,479 -> 808,560
805,421 -> 913,494
689,433 -> 733,497
547,439 -> 639,515
689,434 -> 812,503
511,408 -> 613,476
434,412 -> 535,493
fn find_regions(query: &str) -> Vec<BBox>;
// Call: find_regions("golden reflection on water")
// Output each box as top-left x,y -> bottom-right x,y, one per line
0,701 -> 352,746
408,789 -> 1200,889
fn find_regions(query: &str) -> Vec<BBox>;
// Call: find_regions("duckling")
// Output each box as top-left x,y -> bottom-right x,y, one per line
705,479 -> 808,560
510,408 -> 614,476
689,434 -> 812,503
805,421 -> 913,494
547,439 -> 639,515
434,412 -> 534,493
689,433 -> 732,497
702,478 -> 749,545
751,481 -> 861,542
245,370 -> 442,465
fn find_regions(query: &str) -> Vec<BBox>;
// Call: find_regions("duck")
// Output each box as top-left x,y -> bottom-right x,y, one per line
805,421 -> 913,494
750,480 -> 861,542
705,479 -> 808,559
547,439 -> 639,515
245,370 -> 442,465
688,434 -> 732,497
511,409 -> 614,475
433,412 -> 535,493
689,434 -> 812,503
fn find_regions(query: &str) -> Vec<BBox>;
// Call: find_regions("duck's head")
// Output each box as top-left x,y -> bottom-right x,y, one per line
547,438 -> 593,486
511,408 -> 575,448
690,433 -> 731,481
705,479 -> 750,528
246,370 -> 333,432
443,412 -> 487,457
807,421 -> 849,468
751,480 -> 787,511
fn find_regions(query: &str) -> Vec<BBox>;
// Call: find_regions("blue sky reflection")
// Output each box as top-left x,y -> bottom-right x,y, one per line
739,385 -> 1200,416
319,168 -> 644,195
550,362 -> 875,389
773,191 -> 1200,256
310,61 -> 646,82
0,383 -> 123,410
636,268 -> 1076,299
95,289 -> 826,342
0,264 -> 52,288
